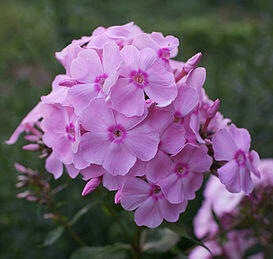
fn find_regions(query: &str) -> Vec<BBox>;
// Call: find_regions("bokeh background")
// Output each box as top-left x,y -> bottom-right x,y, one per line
0,0 -> 272,258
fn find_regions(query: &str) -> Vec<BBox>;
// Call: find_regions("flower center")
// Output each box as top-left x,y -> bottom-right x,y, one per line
65,123 -> 76,142
234,150 -> 246,167
174,112 -> 184,124
131,70 -> 148,88
158,48 -> 171,61
108,124 -> 127,143
150,185 -> 163,200
175,163 -> 189,177
95,74 -> 108,92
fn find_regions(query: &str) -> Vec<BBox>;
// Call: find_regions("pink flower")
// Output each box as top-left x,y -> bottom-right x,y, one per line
109,45 -> 177,116
65,42 -> 122,115
194,176 -> 244,239
133,32 -> 179,63
89,22 -> 142,49
79,98 -> 159,176
40,104 -> 81,164
6,102 -> 42,145
254,159 -> 273,187
144,105 -> 186,182
212,124 -> 260,194
120,177 -> 188,228
159,144 -> 212,204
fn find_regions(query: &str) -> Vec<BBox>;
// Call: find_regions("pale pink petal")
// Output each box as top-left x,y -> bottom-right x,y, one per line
41,86 -> 69,105
54,136 -> 74,164
146,150 -> 172,182
147,105 -> 174,135
229,124 -> 251,152
120,45 -> 139,71
218,160 -> 241,193
81,98 -> 115,132
186,67 -> 206,94
45,152 -> 63,179
103,142 -> 136,176
182,173 -> 203,200
189,112 -> 205,144
103,172 -> 125,191
114,104 -> 148,130
160,124 -> 186,155
174,85 -> 199,116
124,124 -> 160,161
173,144 -> 212,173
81,164 -> 106,180
102,42 -> 122,75
120,177 -> 150,210
139,48 -> 157,71
145,68 -> 177,106
67,83 -> 98,115
79,131 -> 109,164
248,150 -> 260,178
65,164 -> 80,178
135,197 -> 163,228
159,173 -> 184,204
70,49 -> 103,82
110,78 -> 145,117
128,159 -> 147,177
133,33 -> 158,51
240,167 -> 254,194
6,102 -> 42,145
73,152 -> 90,170
158,198 -> 187,222
212,127 -> 238,161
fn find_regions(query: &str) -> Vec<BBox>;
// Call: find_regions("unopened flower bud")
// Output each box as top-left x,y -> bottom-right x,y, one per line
16,190 -> 32,199
26,195 -> 39,202
24,135 -> 40,142
206,99 -> 220,119
183,52 -> 202,73
82,177 -> 101,196
14,163 -> 26,173
15,182 -> 27,188
22,144 -> 40,151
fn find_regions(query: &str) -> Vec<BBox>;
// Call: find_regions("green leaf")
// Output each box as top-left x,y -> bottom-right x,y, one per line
43,226 -> 64,246
143,228 -> 180,253
70,244 -> 130,259
244,243 -> 262,258
211,209 -> 223,231
69,204 -> 92,226
164,222 -> 211,255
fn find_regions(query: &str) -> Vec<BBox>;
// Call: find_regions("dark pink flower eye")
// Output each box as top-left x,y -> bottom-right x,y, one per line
235,150 -> 246,167
108,124 -> 127,143
175,163 -> 189,177
66,123 -> 76,142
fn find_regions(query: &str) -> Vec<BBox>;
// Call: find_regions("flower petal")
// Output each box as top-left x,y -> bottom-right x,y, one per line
124,124 -> 160,161
110,78 -> 145,117
103,142 -> 136,176
218,160 -> 241,193
135,196 -> 163,228
121,177 -> 150,211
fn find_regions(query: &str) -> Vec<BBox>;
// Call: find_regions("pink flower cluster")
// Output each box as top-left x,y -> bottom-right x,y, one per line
7,22 -> 261,228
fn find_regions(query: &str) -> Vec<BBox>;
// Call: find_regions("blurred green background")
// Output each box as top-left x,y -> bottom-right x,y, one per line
0,0 -> 272,258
